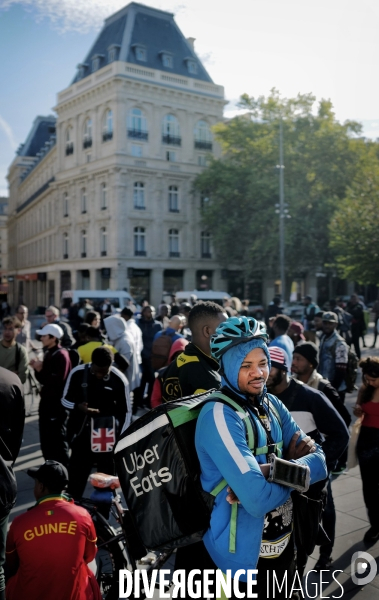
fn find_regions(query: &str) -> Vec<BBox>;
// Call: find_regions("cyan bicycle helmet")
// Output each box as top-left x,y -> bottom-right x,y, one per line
210,316 -> 268,361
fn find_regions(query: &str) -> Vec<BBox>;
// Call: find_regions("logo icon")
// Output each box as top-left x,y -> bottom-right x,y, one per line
351,551 -> 377,585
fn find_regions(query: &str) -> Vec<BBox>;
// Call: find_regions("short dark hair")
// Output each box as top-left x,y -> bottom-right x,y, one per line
77,323 -> 90,333
91,346 -> 113,368
84,311 -> 100,325
86,326 -> 102,340
314,311 -> 324,319
2,316 -> 21,328
188,301 -> 224,330
272,314 -> 291,333
121,307 -> 134,319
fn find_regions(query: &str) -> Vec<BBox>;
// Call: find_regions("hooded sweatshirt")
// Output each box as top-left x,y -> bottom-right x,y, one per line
104,316 -> 140,391
195,338 -> 327,579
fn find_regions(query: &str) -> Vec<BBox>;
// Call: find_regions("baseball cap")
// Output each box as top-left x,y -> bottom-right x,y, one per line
36,324 -> 64,339
289,321 -> 305,340
27,460 -> 68,490
268,346 -> 288,372
322,311 -> 338,323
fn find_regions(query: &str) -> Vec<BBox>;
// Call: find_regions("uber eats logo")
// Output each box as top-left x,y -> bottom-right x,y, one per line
122,444 -> 172,497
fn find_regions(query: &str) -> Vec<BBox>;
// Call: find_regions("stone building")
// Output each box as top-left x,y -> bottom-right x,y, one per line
0,197 -> 9,304
7,2 -> 226,309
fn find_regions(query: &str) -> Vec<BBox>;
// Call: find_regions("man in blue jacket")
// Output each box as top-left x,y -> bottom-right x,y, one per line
194,317 -> 327,598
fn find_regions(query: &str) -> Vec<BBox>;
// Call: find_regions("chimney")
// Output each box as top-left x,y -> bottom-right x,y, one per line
186,37 -> 195,50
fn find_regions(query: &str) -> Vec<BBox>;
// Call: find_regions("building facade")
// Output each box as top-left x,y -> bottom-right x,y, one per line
7,2 -> 226,309
0,197 -> 9,303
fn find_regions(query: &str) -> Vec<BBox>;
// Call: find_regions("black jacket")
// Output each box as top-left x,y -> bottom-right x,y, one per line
0,367 -> 25,462
276,378 -> 349,471
161,342 -> 221,402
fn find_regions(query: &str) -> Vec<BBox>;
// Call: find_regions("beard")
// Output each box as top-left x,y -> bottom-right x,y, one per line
267,369 -> 284,390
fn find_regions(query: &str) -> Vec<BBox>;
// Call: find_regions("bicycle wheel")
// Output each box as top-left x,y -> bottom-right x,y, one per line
94,515 -> 129,600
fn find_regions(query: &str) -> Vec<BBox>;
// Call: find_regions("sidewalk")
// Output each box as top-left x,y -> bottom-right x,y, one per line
11,328 -> 379,598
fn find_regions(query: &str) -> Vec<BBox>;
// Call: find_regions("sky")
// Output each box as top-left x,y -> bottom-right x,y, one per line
1,0 -> 379,196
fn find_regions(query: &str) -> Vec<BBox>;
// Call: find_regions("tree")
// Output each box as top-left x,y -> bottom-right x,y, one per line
329,148 -> 379,284
195,90 -> 365,285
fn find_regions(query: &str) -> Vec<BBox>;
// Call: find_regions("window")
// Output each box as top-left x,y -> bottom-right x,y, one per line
127,108 -> 148,140
187,60 -> 198,74
65,127 -> 74,155
133,182 -> 145,209
81,188 -> 87,214
63,192 -> 69,217
166,151 -> 176,162
101,183 -> 107,210
108,44 -> 119,63
134,227 -> 146,256
77,63 -> 88,79
161,53 -> 173,68
63,233 -> 69,259
100,227 -> 107,256
81,230 -> 87,257
162,115 -> 181,145
92,55 -> 103,72
194,120 -> 213,150
103,109 -> 113,142
200,191 -> 210,209
131,144 -> 143,157
83,118 -> 92,149
169,229 -> 180,257
201,232 -> 212,258
168,186 -> 179,212
135,46 -> 147,61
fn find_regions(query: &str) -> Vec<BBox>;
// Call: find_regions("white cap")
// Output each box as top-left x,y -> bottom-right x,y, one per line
36,324 -> 64,339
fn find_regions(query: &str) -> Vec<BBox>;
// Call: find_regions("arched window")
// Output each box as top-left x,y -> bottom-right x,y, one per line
201,231 -> 212,258
81,188 -> 87,214
133,182 -> 145,209
65,127 -> 74,155
103,110 -> 113,142
83,118 -> 92,149
194,120 -> 213,150
168,186 -> 179,212
63,192 -> 69,217
100,227 -> 107,256
101,183 -> 107,210
134,226 -> 146,256
63,232 -> 69,259
168,229 -> 180,257
81,230 -> 87,257
162,115 -> 181,145
127,108 -> 148,140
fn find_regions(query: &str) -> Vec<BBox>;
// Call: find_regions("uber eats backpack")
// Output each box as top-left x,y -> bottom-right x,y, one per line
114,390 -> 283,555
150,331 -> 176,370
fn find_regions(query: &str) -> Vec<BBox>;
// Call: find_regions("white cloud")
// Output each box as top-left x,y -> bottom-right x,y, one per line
0,114 -> 17,151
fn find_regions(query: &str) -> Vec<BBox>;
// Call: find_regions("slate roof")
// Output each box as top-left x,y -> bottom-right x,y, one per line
17,116 -> 56,158
72,2 -> 213,84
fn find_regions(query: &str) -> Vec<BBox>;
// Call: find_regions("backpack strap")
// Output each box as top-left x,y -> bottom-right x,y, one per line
15,343 -> 21,373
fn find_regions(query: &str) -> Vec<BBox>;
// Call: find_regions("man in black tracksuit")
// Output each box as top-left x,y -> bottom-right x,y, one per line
62,347 -> 130,499
160,301 -> 227,402
267,345 -> 349,574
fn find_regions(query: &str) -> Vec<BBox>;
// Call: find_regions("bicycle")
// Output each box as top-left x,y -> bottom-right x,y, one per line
77,473 -> 174,600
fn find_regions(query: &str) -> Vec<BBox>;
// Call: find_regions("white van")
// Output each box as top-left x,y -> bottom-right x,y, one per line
61,290 -> 135,311
174,290 -> 230,307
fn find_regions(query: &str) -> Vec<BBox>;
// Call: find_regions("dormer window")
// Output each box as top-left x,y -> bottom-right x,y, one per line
161,53 -> 173,68
134,45 -> 147,62
92,54 -> 104,73
108,44 -> 120,63
77,63 -> 88,79
186,59 -> 198,74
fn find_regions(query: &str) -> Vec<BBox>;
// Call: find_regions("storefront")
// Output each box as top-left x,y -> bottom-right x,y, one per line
128,268 -> 150,305
163,269 -> 183,297
196,269 -> 213,291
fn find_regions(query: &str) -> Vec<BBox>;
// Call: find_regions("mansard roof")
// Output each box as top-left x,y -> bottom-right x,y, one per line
72,2 -> 213,84
17,116 -> 56,158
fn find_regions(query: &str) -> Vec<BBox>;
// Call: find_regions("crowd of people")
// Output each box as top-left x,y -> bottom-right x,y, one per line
0,293 -> 378,599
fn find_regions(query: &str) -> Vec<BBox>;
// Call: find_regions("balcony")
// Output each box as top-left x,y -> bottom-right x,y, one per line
169,207 -> 179,213
65,143 -> 74,156
63,254 -> 68,259
162,134 -> 181,146
195,140 -> 213,151
128,129 -> 148,141
102,131 -> 113,142
201,252 -> 212,259
101,251 -> 107,257
134,250 -> 146,256
83,138 -> 92,149
169,251 -> 180,257
134,204 -> 145,210
81,252 -> 87,258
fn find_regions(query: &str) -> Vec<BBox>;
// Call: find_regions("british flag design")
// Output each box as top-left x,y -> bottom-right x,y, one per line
91,416 -> 116,453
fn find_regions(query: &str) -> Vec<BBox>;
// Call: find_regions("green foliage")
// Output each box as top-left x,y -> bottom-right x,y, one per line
195,89 -> 367,280
329,148 -> 379,284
